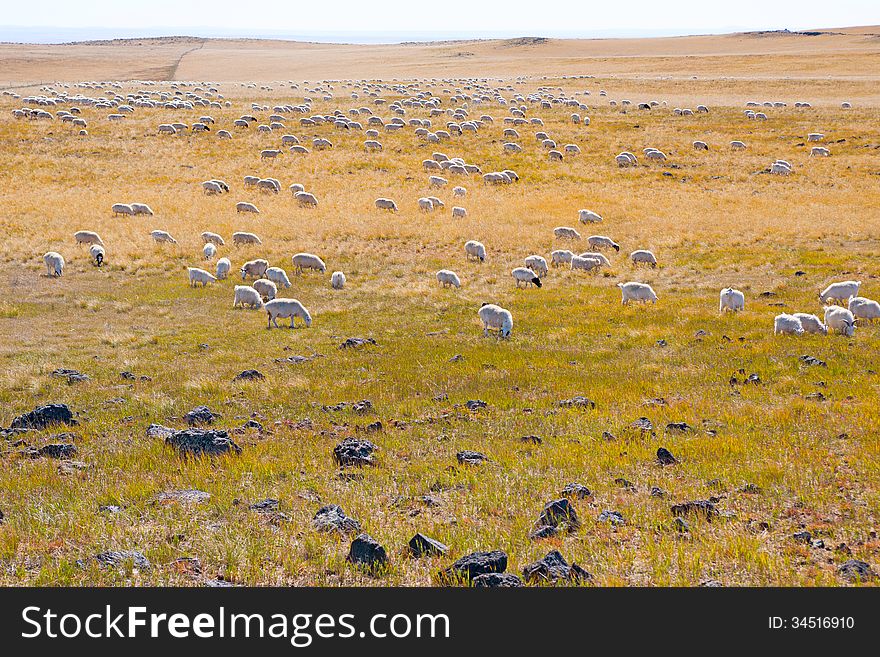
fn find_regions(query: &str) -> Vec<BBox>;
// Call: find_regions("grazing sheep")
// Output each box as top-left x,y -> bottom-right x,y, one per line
436,269 -> 461,288
364,140 -> 383,152
524,255 -> 549,277
774,313 -> 804,335
453,186 -> 467,197
257,178 -> 280,194
792,313 -> 827,335
578,209 -> 602,224
217,130 -> 232,139
819,280 -> 861,305
426,196 -> 444,210
730,140 -> 747,150
693,140 -> 709,151
201,231 -> 225,246
502,142 -> 522,153
112,203 -> 134,217
74,230 -> 104,246
719,287 -> 745,312
375,198 -> 398,211
89,244 -> 105,266
295,191 -> 318,207
631,250 -> 657,267
478,303 -> 513,338
617,282 -> 658,304
464,240 -> 486,262
452,206 -> 467,218
265,298 -> 312,328
564,144 -> 581,155
770,161 -> 792,175
244,176 -> 260,187
588,235 -> 620,252
550,249 -> 575,267
423,159 -> 442,171
202,181 -> 223,195
548,150 -> 563,162
554,226 -> 581,240
216,257 -> 231,280
150,230 -> 177,244
188,267 -> 217,287
240,258 -> 269,280
810,146 -> 830,157
570,255 -> 602,272
265,266 -> 292,288
232,231 -> 262,246
203,243 -> 217,260
236,202 -> 260,214
824,306 -> 856,337
418,197 -> 435,212
848,296 -> 880,323
429,175 -> 448,188
578,251 -> 611,267
43,252 -> 64,277
807,133 -> 824,142
252,278 -> 278,301
260,149 -> 282,160
292,252 -> 326,274
131,203 -> 154,216
331,271 -> 346,289
233,285 -> 264,309
616,152 -> 637,167
512,267 -> 542,288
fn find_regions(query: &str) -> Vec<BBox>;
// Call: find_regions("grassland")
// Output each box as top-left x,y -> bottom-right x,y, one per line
0,34 -> 879,586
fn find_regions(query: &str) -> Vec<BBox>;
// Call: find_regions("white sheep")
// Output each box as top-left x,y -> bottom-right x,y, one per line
578,251 -> 611,267
618,282 -> 658,304
418,197 -> 435,212
693,140 -> 709,151
630,250 -> 658,267
524,255 -> 548,277
89,244 -> 105,266
464,240 -> 486,262
202,181 -> 223,195
265,298 -> 312,328
774,313 -> 804,335
719,287 -> 745,312
578,210 -> 602,224
265,266 -> 291,288
570,255 -> 602,272
151,230 -> 177,244
73,230 -> 104,246
131,203 -> 154,216
201,231 -> 225,246
792,313 -> 827,335
111,203 -> 134,217
233,285 -> 263,309
478,303 -> 513,337
292,252 -> 326,274
730,140 -> 747,150
252,278 -> 278,301
232,231 -> 262,246
295,191 -> 318,207
240,259 -> 269,280
848,296 -> 880,323
824,306 -> 856,337
236,202 -> 260,214
550,250 -> 575,267
375,198 -> 398,211
289,183 -> 305,195
203,243 -> 217,260
811,147 -> 830,157
511,266 -> 542,288
819,280 -> 861,305
588,235 -> 620,252
453,186 -> 467,197
216,257 -> 231,280
188,267 -> 217,287
554,227 -> 581,240
331,271 -> 346,289
43,252 -> 64,277
452,206 -> 467,218
429,175 -> 448,188
436,269 -> 461,288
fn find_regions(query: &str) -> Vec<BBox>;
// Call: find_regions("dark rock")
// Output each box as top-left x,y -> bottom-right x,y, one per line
94,550 -> 151,571
465,400 -> 487,411
472,573 -> 523,588
340,337 -> 377,349
529,525 -> 560,540
233,369 -> 265,382
98,505 -> 122,514
11,403 -> 76,430
602,431 -> 616,441
799,355 -> 827,367
561,483 -> 591,500
671,500 -> 718,520
448,354 -> 464,363
185,405 -> 219,426
365,421 -> 383,433
250,498 -> 280,512
274,354 -> 313,365
456,450 -> 487,465
673,517 -> 690,533
795,270 -> 806,277
644,397 -> 668,407
700,579 -> 723,587
333,437 -> 377,467
439,550 -> 508,583
558,396 -> 596,409
805,392 -> 826,401
347,533 -> 387,569
433,393 -> 449,402
739,483 -> 762,494
241,419 -> 263,431
313,504 -> 361,534
520,434 -> 542,444
522,550 -> 592,584
352,399 -> 373,414
165,428 -> 242,457
838,559 -> 876,582
538,498 -> 580,531
631,417 -> 653,432
27,443 -> 77,459
0,509 -> 4,524
146,423 -> 175,439
158,489 -> 210,504
656,447 -> 677,465
614,478 -> 635,491
409,533 -> 449,557
666,422 -> 693,433
656,339 -> 668,347
598,510 -> 626,526
650,486 -> 666,498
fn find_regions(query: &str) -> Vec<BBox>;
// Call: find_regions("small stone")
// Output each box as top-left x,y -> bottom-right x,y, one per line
537,498 -> 580,531
656,447 -> 677,465
558,396 -> 596,409
799,355 -> 827,367
598,510 -> 625,526
602,431 -> 616,441
700,579 -> 723,587
465,399 -> 488,411
352,399 -> 373,414
184,405 -> 219,426
448,354 -> 464,363
561,483 -> 591,500
312,504 -> 361,534
439,550 -> 508,583
408,533 -> 449,557
522,550 -> 592,585
472,573 -> 523,588
146,423 -> 174,439
28,443 -> 77,459
250,498 -> 280,512
165,428 -> 242,457
838,559 -> 876,582
650,486 -> 666,498
671,500 -> 718,520
347,533 -> 387,569
631,417 -> 653,432
666,422 -> 693,433
365,421 -> 383,433
520,435 -> 542,444
673,517 -> 690,533
456,450 -> 487,465
614,478 -> 635,491
529,525 -> 560,540
739,483 -> 762,494
94,550 -> 151,571
333,437 -> 377,467
11,403 -> 76,430
792,530 -> 813,543
233,369 -> 265,382
241,419 -> 263,431
99,505 -> 122,514
340,337 -> 377,349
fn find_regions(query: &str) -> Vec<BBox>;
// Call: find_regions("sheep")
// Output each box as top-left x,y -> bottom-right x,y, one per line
257,178 -> 280,193
848,296 -> 880,323
548,150 -> 563,162
89,244 -> 105,266
578,251 -> 611,267
202,181 -> 223,195
331,271 -> 346,289
452,206 -> 467,218
770,161 -> 792,175
375,198 -> 398,211
719,287 -> 745,312
453,186 -> 467,197
236,202 -> 260,214
265,266 -> 292,288
693,140 -> 709,151
423,159 -> 442,171
616,152 -> 637,167
427,196 -> 444,209
502,142 -> 523,153
292,252 -> 326,274
43,252 -> 64,277
578,209 -> 602,224
631,250 -> 658,267
429,175 -> 448,188
774,313 -> 804,335
203,243 -> 217,260
792,313 -> 827,335
217,130 -> 232,139
150,230 -> 177,244
295,191 -> 318,207
265,298 -> 312,328
819,280 -> 861,305
188,267 -> 217,287
512,267 -> 542,288
240,258 -> 269,280
243,176 -> 260,187
550,249 -> 575,267
807,133 -> 824,142
216,257 -> 231,280
478,303 -> 513,337
252,278 -> 278,301
730,140 -> 747,150
617,282 -> 658,304
131,203 -> 154,216
233,285 -> 264,309
570,255 -> 602,272
554,226 -> 581,240
201,231 -> 225,246
158,124 -> 177,135
260,149 -> 282,160
112,203 -> 134,217
824,306 -> 856,337
645,150 -> 667,161
588,235 -> 620,252
810,146 -> 830,157
436,269 -> 461,288
73,230 -> 104,246
524,255 -> 548,277
232,231 -> 262,246
564,144 -> 581,155
464,240 -> 486,262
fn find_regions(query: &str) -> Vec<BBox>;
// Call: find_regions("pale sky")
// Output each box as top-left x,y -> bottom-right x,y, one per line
0,0 -> 877,39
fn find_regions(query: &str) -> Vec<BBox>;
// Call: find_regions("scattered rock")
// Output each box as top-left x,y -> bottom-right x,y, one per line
439,550 -> 508,583
120,371 -> 152,381
432,393 -> 449,402
656,447 -> 677,465
11,403 -> 76,430
241,419 -> 263,431
614,478 -> 635,491
26,443 -> 77,459
561,483 -> 591,500
340,337 -> 377,349
353,399 -> 373,414
472,573 -> 523,587
799,355 -> 827,367
333,437 -> 378,467
805,392 -> 826,401
274,354 -> 314,365
408,533 -> 449,557
448,354 -> 464,363
643,397 -> 667,407
656,339 -> 668,347
739,483 -> 762,494
465,400 -> 488,411
52,368 -> 90,384
558,396 -> 596,409
671,500 -> 718,520
93,550 -> 151,571
665,422 -> 693,433
165,428 -> 242,458
650,486 -> 666,498
158,489 -> 210,504
456,450 -> 487,466
146,423 -> 174,439
537,498 -> 580,531
98,505 -> 122,514
233,369 -> 265,382
184,405 -> 219,426
364,421 -> 383,433
520,434 -> 542,445
794,270 -> 806,277
312,504 -> 361,534
602,431 -> 616,441
522,550 -> 592,585
838,559 -> 876,582
673,517 -> 690,533
347,534 -> 387,569
598,510 -> 625,526
630,417 -> 653,432
529,525 -> 560,540
250,498 -> 279,512
700,579 -> 723,587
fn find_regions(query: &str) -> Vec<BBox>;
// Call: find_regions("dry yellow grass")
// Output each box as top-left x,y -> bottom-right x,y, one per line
0,32 -> 878,586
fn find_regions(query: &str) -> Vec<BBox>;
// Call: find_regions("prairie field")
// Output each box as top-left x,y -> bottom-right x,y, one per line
0,31 -> 879,587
